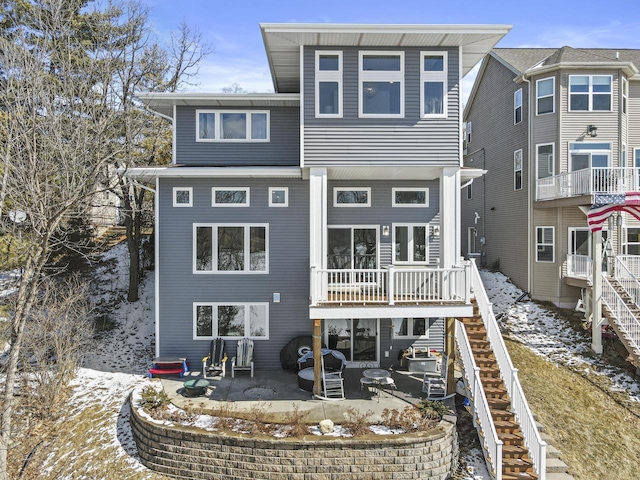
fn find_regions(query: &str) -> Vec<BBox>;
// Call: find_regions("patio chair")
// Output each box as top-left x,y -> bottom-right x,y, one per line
232,338 -> 254,378
422,354 -> 449,400
318,355 -> 344,401
202,338 -> 227,378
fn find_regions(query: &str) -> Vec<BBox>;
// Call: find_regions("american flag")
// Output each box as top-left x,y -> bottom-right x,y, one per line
588,192 -> 640,232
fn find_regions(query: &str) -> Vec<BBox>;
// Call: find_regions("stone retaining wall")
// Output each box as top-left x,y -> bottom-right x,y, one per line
130,402 -> 459,480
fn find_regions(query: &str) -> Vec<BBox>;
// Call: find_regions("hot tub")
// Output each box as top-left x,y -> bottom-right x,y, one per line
405,355 -> 439,374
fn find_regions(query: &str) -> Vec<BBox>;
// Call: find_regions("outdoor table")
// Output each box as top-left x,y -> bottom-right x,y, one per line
183,378 -> 210,397
363,368 -> 390,399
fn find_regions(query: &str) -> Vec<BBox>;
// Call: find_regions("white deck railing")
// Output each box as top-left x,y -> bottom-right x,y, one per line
602,273 -> 640,355
566,254 -> 592,279
616,255 -> 640,277
536,167 -> 640,201
310,264 -> 471,306
455,321 -> 503,480
470,260 -> 547,479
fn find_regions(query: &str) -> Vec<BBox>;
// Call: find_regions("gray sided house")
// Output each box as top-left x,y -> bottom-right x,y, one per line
129,23 -> 511,370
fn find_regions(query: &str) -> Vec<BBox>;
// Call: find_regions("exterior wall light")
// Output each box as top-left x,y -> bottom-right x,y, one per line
587,125 -> 598,137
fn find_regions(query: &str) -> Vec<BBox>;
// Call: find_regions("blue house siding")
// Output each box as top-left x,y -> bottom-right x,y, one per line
303,46 -> 460,166
174,106 -> 300,166
157,176 -> 310,369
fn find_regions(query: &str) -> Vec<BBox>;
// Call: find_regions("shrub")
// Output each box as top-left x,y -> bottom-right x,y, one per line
139,385 -> 169,411
281,403 -> 310,437
342,407 -> 373,436
417,399 -> 449,420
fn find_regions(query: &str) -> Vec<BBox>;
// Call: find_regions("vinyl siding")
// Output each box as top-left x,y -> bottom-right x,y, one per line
531,208 -> 560,300
557,207 -> 588,303
156,177 -> 310,369
629,81 -> 640,154
303,46 -> 460,166
532,72 -> 559,150
174,106 -> 300,166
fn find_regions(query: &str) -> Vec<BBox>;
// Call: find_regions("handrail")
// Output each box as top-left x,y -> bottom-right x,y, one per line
617,255 -> 640,277
536,167 -> 640,201
455,321 -> 503,480
602,274 -> 640,357
469,259 -> 547,479
613,257 -> 640,308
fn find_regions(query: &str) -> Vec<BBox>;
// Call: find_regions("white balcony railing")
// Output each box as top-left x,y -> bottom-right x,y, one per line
617,255 -> 640,277
566,254 -> 592,279
536,167 -> 640,201
310,264 -> 471,306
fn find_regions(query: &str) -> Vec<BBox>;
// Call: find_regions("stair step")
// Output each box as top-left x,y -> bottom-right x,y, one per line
544,473 -> 574,480
502,473 -> 538,480
546,444 -> 561,459
546,457 -> 570,474
494,420 -> 520,433
482,376 -> 505,387
502,444 -> 528,458
488,397 -> 512,409
484,386 -> 509,398
502,456 -> 534,473
490,408 -> 515,421
479,367 -> 502,378
497,431 -> 524,445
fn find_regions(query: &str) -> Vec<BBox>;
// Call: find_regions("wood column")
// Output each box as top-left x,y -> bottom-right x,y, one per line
313,319 -> 322,397
445,317 -> 456,394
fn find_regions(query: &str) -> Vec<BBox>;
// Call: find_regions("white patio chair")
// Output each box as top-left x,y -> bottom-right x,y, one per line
231,338 -> 254,378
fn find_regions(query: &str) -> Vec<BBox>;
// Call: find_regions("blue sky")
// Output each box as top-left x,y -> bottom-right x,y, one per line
144,0 -> 640,101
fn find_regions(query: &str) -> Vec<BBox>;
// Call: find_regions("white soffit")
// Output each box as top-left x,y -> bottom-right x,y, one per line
261,23 -> 512,93
124,166 -> 302,183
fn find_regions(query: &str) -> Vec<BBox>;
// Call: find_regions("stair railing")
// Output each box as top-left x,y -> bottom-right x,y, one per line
613,256 -> 640,308
455,321 -> 503,480
469,259 -> 547,479
602,274 -> 640,356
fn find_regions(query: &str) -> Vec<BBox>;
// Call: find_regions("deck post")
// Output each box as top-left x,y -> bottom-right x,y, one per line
591,229 -> 603,354
445,317 -> 456,394
313,319 -> 322,397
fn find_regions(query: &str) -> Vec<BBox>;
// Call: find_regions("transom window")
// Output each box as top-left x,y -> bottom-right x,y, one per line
393,224 -> 428,264
420,51 -> 447,117
315,51 -> 342,117
359,52 -> 404,117
173,187 -> 192,207
537,144 -> 554,179
194,303 -> 268,339
514,150 -> 523,190
212,188 -> 249,207
268,187 -> 288,207
536,226 -> 554,262
333,187 -> 371,207
196,110 -> 269,142
569,142 -> 611,171
392,318 -> 434,339
514,88 -> 522,124
392,188 -> 429,207
569,75 -> 612,111
536,77 -> 555,115
194,224 -> 268,273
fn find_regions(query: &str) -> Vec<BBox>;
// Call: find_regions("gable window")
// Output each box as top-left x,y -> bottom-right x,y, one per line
359,52 -> 404,117
392,188 -> 429,207
622,77 -> 628,114
212,188 -> 249,207
334,187 -> 371,207
514,149 -> 523,190
569,75 -> 612,111
537,143 -> 554,179
514,88 -> 522,124
420,51 -> 447,117
569,142 -> 611,171
196,110 -> 269,141
536,77 -> 555,115
269,187 -> 288,207
392,318 -> 434,339
536,226 -> 554,262
173,187 -> 193,207
194,303 -> 268,339
393,224 -> 428,264
316,51 -> 342,117
194,224 -> 268,273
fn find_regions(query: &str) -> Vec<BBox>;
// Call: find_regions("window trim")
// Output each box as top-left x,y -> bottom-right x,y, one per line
268,187 -> 288,207
568,75 -> 613,112
195,109 -> 270,142
514,88 -> 523,124
623,227 -> 640,255
327,224 -> 380,270
333,187 -> 372,207
634,148 -> 640,169
358,51 -> 405,118
212,187 -> 250,207
173,187 -> 193,207
536,226 -> 555,263
536,77 -> 555,115
622,76 -> 628,114
193,223 -> 269,274
193,302 -> 269,340
514,149 -> 523,190
315,50 -> 343,118
420,51 -> 447,118
392,317 -> 431,339
392,187 -> 429,208
392,223 -> 430,265
536,143 -> 555,179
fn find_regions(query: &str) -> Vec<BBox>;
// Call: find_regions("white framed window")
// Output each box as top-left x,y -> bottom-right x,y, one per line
536,143 -> 555,179
466,121 -> 472,143
333,187 -> 371,207
536,226 -> 554,262
569,75 -> 612,111
624,227 -> 640,255
420,51 -> 447,118
359,51 -> 404,118
196,110 -> 270,142
466,183 -> 472,200
194,303 -> 269,340
622,144 -> 627,168
328,226 -> 379,270
569,142 -> 611,171
634,148 -> 640,170
393,224 -> 429,264
392,318 -> 433,339
173,187 -> 193,207
315,51 -> 342,118
268,187 -> 288,207
536,77 -> 555,115
514,149 -> 523,190
514,88 -> 522,124
194,223 -> 268,274
622,77 -> 628,114
392,188 -> 429,207
212,187 -> 250,207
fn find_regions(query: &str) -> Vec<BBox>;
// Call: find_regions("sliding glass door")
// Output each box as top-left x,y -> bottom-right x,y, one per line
328,227 -> 378,269
325,318 -> 378,365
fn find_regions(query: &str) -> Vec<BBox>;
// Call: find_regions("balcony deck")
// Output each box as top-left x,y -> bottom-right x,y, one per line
537,167 -> 640,202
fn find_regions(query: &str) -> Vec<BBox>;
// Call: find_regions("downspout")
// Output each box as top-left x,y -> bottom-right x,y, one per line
521,74 -> 533,295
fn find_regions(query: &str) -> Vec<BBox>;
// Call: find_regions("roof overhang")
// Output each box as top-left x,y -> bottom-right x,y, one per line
123,166 -> 303,183
260,23 -> 512,93
135,93 -> 300,119
519,61 -> 639,81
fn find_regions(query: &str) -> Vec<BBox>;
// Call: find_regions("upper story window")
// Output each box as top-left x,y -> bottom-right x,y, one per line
622,77 -> 628,114
173,187 -> 193,207
196,110 -> 269,142
359,52 -> 404,118
333,187 -> 371,207
420,51 -> 447,117
392,188 -> 429,207
514,88 -> 522,124
569,75 -> 612,111
514,149 -> 523,190
212,188 -> 250,207
466,121 -> 472,143
537,143 -> 554,179
269,187 -> 288,207
569,142 -> 611,171
315,51 -> 342,118
536,77 -> 555,115
194,223 -> 268,273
